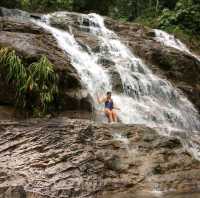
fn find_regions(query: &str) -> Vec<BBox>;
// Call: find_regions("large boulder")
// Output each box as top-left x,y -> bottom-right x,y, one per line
0,118 -> 199,197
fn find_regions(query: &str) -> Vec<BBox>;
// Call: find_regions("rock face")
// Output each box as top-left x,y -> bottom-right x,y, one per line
0,117 -> 199,198
0,7 -> 200,114
0,9 -> 92,113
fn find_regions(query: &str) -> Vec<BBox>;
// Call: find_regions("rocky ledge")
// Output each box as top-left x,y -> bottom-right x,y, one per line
0,117 -> 200,198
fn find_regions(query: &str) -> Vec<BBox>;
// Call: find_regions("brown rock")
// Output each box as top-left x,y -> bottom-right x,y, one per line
0,16 -> 92,112
0,118 -> 199,197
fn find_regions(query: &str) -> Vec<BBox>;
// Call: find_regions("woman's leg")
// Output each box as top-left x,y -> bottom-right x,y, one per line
111,110 -> 117,122
104,109 -> 113,123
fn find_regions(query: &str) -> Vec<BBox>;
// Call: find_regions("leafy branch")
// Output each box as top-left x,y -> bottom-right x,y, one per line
0,47 -> 59,115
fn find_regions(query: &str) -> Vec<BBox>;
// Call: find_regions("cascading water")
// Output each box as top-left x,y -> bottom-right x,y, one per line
154,29 -> 200,62
33,18 -> 111,110
82,14 -> 200,130
32,13 -> 200,159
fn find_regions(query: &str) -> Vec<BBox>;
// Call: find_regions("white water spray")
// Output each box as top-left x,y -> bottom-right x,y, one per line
33,19 -> 111,109
154,29 -> 200,62
83,14 -> 200,131
32,13 -> 200,159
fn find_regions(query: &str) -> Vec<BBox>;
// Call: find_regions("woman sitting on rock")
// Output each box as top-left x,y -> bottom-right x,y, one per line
97,91 -> 120,123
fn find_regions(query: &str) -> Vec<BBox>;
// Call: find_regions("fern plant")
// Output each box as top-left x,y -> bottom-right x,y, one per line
0,48 -> 9,64
6,51 -> 27,90
0,48 -> 27,105
28,55 -> 59,112
0,47 -> 59,114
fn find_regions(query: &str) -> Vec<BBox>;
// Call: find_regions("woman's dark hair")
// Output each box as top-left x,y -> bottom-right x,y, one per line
107,91 -> 111,95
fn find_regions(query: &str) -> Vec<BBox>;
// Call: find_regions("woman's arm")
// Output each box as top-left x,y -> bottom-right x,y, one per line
97,95 -> 106,104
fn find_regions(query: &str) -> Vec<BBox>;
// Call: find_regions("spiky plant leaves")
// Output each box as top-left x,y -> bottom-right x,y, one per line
0,47 -> 59,114
0,48 -> 10,64
29,55 -> 59,112
6,51 -> 27,87
0,48 -> 28,108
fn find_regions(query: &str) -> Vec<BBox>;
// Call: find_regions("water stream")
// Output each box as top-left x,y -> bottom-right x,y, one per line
32,13 -> 200,159
154,29 -> 200,62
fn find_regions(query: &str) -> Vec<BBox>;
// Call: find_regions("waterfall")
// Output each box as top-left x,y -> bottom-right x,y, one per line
33,19 -> 112,110
82,14 -> 200,130
32,13 -> 200,159
154,29 -> 200,62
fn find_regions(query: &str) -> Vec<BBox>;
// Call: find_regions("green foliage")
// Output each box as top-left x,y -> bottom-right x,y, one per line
134,0 -> 200,52
73,0 -> 115,15
5,51 -> 27,85
18,0 -> 73,12
0,48 -> 59,115
28,56 -> 59,112
0,48 -> 9,64
109,0 -> 135,20
134,7 -> 161,27
20,0 -> 30,10
1,0 -> 199,32
158,9 -> 177,28
159,0 -> 179,10
158,0 -> 200,34
0,48 -> 27,96
0,0 -> 20,8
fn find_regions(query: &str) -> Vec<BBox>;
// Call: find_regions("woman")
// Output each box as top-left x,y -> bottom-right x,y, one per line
97,91 -> 119,123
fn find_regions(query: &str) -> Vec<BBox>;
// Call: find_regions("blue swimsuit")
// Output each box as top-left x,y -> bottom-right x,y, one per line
105,99 -> 113,110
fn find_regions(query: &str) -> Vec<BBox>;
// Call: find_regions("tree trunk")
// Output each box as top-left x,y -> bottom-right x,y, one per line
149,0 -> 152,8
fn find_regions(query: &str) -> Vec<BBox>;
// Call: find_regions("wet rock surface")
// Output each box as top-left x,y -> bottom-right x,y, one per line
0,8 -> 200,114
0,117 -> 199,197
40,11 -> 200,113
0,13 -> 92,112
0,7 -> 200,198
104,18 -> 200,113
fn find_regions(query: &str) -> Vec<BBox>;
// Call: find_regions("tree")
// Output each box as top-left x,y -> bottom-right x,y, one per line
0,0 -> 21,9
73,0 -> 115,15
